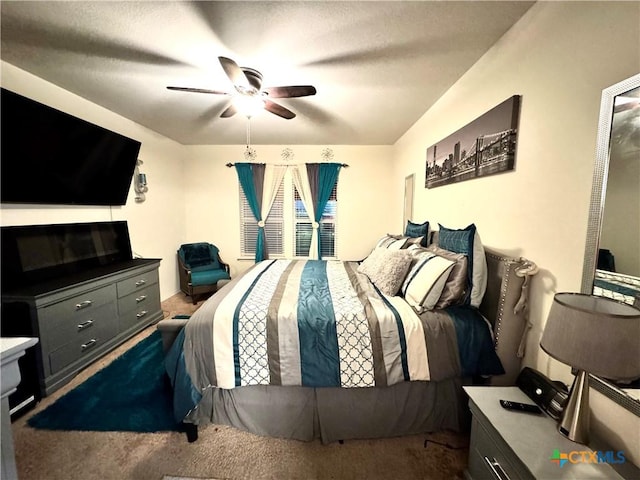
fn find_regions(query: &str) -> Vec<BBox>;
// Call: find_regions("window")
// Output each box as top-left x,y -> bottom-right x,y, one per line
239,171 -> 338,259
240,180 -> 284,257
293,183 -> 337,258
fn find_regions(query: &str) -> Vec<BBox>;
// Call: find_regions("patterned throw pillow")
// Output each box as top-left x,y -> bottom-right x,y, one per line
400,250 -> 455,312
358,248 -> 413,296
437,223 -> 487,307
375,234 -> 408,250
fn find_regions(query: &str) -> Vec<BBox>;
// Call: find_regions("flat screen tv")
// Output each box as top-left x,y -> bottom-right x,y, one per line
1,221 -> 133,290
1,88 -> 142,206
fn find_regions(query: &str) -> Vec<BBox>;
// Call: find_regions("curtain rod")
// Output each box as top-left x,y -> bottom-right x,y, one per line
225,162 -> 349,168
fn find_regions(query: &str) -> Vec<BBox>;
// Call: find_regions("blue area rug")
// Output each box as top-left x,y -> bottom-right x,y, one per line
28,330 -> 182,432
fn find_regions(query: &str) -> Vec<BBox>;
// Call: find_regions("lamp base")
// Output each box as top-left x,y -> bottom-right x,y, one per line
558,370 -> 590,444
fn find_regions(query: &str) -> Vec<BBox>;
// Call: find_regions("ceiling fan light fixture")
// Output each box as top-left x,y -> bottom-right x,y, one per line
235,94 -> 265,118
167,56 -> 316,121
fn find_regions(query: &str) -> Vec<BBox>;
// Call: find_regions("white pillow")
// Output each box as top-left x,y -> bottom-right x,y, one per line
374,234 -> 407,250
400,252 -> 455,311
469,230 -> 488,307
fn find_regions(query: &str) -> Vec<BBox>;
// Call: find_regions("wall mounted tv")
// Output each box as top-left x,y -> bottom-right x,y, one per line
1,88 -> 142,206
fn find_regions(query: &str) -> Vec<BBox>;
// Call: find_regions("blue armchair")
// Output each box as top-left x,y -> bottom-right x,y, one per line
177,242 -> 231,304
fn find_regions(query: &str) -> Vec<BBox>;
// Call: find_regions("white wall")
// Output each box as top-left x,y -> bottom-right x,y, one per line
393,1 -> 640,459
394,0 -> 640,381
0,62 -> 187,300
182,145 -> 395,277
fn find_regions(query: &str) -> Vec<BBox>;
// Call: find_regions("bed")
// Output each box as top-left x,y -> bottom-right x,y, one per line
593,269 -> 640,307
160,230 -> 537,444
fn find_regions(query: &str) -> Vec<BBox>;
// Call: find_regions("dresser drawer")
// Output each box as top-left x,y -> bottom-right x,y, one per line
469,416 -> 528,480
117,284 -> 159,315
48,318 -> 119,375
117,269 -> 159,298
42,301 -> 117,353
119,286 -> 161,331
38,284 -> 116,328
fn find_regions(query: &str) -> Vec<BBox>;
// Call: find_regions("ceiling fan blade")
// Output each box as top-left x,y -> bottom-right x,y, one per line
167,86 -> 229,95
263,85 -> 317,98
220,104 -> 238,118
218,56 -> 251,90
264,100 -> 296,120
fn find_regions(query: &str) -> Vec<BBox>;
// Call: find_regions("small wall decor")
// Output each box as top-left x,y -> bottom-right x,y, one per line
281,148 -> 294,162
321,148 -> 335,162
425,95 -> 521,188
134,159 -> 148,203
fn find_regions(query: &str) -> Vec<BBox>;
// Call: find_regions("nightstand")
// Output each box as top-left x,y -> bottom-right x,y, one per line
464,386 -> 638,479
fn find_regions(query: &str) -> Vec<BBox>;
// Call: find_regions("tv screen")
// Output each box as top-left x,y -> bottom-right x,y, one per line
1,88 -> 142,206
1,221 -> 133,290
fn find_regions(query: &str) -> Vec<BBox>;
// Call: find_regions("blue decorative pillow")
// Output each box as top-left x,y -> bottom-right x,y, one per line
182,243 -> 220,269
437,223 -> 487,307
405,220 -> 429,238
405,220 -> 430,246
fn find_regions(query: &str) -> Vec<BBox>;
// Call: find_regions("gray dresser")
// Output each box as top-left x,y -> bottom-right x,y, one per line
1,259 -> 163,406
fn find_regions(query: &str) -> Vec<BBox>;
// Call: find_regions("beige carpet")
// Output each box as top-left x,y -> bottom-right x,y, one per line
163,477 -> 222,480
11,292 -> 471,480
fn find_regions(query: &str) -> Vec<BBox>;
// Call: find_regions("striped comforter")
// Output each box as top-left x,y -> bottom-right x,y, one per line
176,259 -> 503,393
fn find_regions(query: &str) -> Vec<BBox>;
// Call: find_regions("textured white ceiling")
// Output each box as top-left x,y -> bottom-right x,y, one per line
0,1 -> 535,145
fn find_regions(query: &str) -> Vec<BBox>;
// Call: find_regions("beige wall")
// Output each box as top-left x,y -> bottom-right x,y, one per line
393,1 -> 640,458
181,144 -> 395,277
394,0 -> 640,380
0,62 -> 187,300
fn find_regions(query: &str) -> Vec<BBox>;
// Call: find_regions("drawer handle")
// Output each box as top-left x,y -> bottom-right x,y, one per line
77,320 -> 94,331
136,310 -> 148,319
484,456 -> 511,480
135,295 -> 147,303
81,339 -> 98,352
135,279 -> 146,287
75,300 -> 93,310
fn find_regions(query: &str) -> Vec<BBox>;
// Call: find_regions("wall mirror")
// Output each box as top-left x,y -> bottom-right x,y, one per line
582,73 -> 640,416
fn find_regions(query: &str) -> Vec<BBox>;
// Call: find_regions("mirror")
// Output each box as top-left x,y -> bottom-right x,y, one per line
582,73 -> 640,416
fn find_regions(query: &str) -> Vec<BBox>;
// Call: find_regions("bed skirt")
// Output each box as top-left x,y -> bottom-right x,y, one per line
184,377 -> 469,444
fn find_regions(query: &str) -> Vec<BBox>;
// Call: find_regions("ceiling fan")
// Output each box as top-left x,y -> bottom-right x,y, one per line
167,56 -> 316,120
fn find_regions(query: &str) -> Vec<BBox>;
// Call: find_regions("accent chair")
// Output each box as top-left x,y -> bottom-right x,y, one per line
177,242 -> 231,304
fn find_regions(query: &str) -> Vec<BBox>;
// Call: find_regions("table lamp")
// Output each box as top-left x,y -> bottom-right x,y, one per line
539,293 -> 640,444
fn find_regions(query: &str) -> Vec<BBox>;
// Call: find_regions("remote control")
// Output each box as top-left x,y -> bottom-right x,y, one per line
499,399 -> 542,414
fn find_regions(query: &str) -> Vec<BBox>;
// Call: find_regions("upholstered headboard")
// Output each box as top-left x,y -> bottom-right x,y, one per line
479,248 -> 538,386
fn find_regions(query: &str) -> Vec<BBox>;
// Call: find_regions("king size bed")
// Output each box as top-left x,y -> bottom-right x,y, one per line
160,227 -> 537,444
